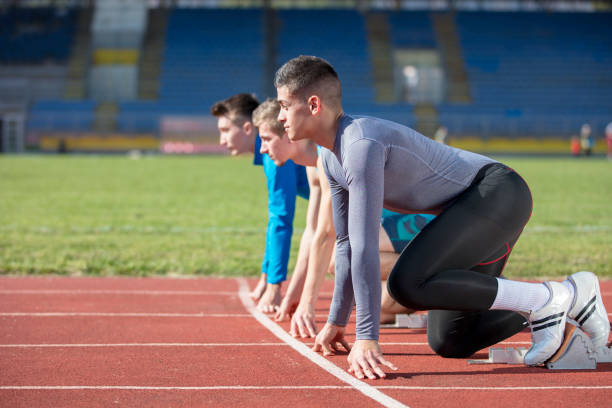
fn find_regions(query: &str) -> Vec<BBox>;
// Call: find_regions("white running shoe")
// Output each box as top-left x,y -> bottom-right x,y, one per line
524,281 -> 572,366
567,271 -> 610,349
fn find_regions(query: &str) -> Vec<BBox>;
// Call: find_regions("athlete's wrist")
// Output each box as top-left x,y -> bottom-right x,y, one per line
326,319 -> 346,329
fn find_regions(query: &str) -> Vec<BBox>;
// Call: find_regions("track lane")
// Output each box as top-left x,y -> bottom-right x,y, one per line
0,277 -> 403,408
0,315 -> 274,344
1,276 -> 611,408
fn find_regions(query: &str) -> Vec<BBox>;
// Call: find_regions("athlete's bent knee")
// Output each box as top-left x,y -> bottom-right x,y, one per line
386,267 -> 427,310
428,337 -> 475,359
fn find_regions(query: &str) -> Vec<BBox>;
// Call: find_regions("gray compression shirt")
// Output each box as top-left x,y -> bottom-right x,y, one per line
320,114 -> 496,340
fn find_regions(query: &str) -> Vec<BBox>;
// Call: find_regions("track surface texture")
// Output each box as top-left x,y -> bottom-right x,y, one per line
1,276 -> 611,407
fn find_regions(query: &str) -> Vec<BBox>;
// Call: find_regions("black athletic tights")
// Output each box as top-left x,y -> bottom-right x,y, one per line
387,163 -> 533,358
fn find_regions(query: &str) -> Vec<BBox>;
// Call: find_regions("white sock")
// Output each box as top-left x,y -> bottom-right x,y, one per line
490,278 -> 551,313
561,279 -> 576,309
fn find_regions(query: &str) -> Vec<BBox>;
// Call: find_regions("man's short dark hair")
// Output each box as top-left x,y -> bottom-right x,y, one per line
274,56 -> 340,101
210,93 -> 260,123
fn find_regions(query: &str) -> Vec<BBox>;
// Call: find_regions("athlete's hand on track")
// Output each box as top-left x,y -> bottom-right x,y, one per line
312,322 -> 350,356
249,275 -> 267,302
347,340 -> 397,380
290,302 -> 318,338
256,284 -> 281,314
274,294 -> 298,322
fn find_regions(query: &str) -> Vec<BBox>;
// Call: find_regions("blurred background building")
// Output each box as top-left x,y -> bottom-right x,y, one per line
0,0 -> 610,154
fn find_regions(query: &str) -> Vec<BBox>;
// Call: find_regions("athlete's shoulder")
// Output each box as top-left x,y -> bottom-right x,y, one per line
318,144 -> 334,165
337,114 -> 373,145
343,114 -> 413,141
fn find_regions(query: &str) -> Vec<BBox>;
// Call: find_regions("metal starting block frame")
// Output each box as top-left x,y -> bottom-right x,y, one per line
468,347 -> 528,365
381,313 -> 428,329
468,322 -> 612,370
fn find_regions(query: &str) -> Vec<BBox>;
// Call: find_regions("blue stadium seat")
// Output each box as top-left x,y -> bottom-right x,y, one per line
388,11 -> 436,48
447,11 -> 612,136
159,9 -> 265,104
22,8 -> 610,137
276,9 -> 375,111
0,8 -> 76,63
28,100 -> 95,131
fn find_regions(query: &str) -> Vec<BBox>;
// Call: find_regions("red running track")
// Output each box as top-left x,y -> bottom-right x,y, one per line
0,276 -> 611,408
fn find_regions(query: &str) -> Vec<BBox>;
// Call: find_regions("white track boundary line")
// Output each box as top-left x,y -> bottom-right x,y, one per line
382,342 -> 531,345
0,343 -> 287,348
0,289 -> 605,296
12,289 -> 610,298
0,313 -> 250,317
3,311 -> 609,318
1,385 -> 611,391
236,278 -> 409,408
0,386 -> 349,390
0,289 -> 331,297
0,341 -> 532,348
0,290 -> 235,296
375,386 -> 612,390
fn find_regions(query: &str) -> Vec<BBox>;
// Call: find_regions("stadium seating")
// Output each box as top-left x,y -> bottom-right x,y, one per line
275,9 -> 375,112
0,8 -> 76,63
0,7 -> 82,132
11,7 -> 610,139
388,11 -> 436,48
160,8 -> 265,103
439,11 -> 612,136
118,8 -> 265,132
28,100 -> 95,131
118,100 -> 213,133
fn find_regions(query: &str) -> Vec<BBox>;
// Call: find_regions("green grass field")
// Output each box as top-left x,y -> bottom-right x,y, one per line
1,155 -> 610,278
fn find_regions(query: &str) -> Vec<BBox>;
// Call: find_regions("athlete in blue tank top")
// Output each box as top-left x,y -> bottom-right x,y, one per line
211,94 -> 309,312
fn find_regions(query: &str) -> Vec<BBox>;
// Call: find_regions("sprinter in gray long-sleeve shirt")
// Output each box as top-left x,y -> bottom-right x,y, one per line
274,56 -> 609,380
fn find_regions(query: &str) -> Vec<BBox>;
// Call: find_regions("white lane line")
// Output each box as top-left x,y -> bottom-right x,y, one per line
0,290 -> 236,296
1,385 -> 611,391
377,341 -> 532,346
236,278 -> 409,408
0,343 -> 287,348
0,386 -> 350,390
376,386 -> 612,390
3,311 -> 604,319
0,313 -> 250,317
0,342 -> 532,348
0,289 -> 333,296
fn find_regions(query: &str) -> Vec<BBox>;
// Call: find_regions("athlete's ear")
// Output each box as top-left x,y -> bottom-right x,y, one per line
308,95 -> 321,115
243,120 -> 253,135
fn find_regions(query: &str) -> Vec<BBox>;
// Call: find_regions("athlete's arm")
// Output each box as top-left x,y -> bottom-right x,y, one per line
313,161 -> 353,356
325,177 -> 354,329
261,155 -> 298,285
334,138 -> 396,379
275,166 -> 321,321
346,139 -> 396,379
290,157 -> 336,337
345,139 -> 384,340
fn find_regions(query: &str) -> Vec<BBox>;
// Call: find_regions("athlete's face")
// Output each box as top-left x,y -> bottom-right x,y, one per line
259,122 -> 291,166
276,86 -> 313,143
217,115 -> 252,156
